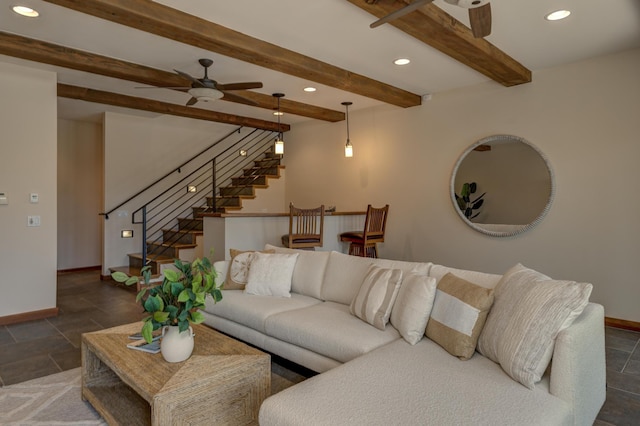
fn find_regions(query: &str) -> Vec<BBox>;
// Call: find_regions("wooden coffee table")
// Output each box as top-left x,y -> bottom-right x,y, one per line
81,322 -> 270,425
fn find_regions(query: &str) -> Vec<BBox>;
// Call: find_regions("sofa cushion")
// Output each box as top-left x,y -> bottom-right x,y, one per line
350,266 -> 403,330
429,264 -> 502,289
265,301 -> 400,363
259,338 -> 571,426
477,263 -> 593,389
224,248 -> 275,290
264,244 -> 329,299
322,251 -> 431,305
390,273 -> 437,345
425,273 -> 494,360
203,289 -> 321,334
245,252 -> 299,297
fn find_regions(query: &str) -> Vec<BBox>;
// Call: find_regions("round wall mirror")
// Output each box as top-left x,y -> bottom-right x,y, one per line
450,134 -> 555,237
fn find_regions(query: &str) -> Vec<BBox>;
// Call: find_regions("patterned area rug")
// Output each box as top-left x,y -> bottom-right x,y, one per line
0,363 -> 304,425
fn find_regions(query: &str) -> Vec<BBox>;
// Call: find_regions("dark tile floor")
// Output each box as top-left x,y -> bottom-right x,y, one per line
0,270 -> 639,425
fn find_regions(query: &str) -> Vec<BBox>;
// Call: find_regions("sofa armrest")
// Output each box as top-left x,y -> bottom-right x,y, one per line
549,303 -> 606,426
214,260 -> 229,287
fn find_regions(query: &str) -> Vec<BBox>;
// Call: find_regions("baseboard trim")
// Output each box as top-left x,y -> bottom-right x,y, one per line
0,307 -> 59,326
100,274 -> 112,281
605,317 -> 640,332
57,265 -> 101,274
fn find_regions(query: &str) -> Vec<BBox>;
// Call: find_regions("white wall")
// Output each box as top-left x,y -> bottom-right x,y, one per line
285,49 -> 640,323
0,62 -> 57,317
57,119 -> 103,270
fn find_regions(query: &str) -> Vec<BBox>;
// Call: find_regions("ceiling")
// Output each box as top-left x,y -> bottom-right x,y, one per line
1,0 -> 639,128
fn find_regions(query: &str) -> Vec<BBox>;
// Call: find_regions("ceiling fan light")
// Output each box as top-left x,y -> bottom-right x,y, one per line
303,87 -> 317,92
394,58 -> 410,66
545,10 -> 571,21
188,87 -> 223,101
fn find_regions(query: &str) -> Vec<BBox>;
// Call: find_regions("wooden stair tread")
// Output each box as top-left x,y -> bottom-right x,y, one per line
161,228 -> 203,235
128,253 -> 175,263
147,242 -> 197,249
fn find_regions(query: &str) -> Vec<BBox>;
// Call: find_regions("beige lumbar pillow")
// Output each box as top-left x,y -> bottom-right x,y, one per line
351,265 -> 403,331
224,248 -> 274,290
390,273 -> 437,345
425,273 -> 494,360
477,263 -> 592,389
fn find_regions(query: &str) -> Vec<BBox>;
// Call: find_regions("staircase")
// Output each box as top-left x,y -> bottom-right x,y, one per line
110,150 -> 283,276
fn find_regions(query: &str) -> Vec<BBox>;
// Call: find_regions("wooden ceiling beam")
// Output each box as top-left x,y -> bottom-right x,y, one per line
58,84 -> 290,132
0,31 -> 343,122
42,0 -> 421,108
348,0 -> 531,86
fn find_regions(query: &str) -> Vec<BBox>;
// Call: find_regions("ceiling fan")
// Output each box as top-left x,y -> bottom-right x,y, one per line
142,58 -> 263,106
369,0 -> 492,38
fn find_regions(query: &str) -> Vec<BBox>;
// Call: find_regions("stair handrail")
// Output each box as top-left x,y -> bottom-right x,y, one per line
100,126 -> 243,219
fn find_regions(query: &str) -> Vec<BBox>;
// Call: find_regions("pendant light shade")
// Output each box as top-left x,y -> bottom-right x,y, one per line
273,93 -> 285,155
342,102 -> 353,158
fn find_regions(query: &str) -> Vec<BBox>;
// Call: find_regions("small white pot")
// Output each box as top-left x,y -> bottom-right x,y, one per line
160,325 -> 194,363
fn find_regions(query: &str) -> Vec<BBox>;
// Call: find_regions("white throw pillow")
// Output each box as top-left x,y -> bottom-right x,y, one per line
350,265 -> 403,330
477,263 -> 593,389
244,252 -> 299,297
390,273 -> 437,345
224,248 -> 275,290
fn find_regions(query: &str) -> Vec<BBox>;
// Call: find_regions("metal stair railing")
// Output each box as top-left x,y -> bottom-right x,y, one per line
101,126 -> 278,271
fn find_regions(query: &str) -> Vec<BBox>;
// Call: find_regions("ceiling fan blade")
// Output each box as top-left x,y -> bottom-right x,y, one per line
174,69 -> 205,87
216,82 -> 263,91
186,97 -> 198,106
468,3 -> 491,38
370,0 -> 435,28
134,86 -> 190,90
220,91 -> 259,106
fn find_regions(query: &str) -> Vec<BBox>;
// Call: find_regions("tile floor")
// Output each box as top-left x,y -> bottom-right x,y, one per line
0,270 -> 638,424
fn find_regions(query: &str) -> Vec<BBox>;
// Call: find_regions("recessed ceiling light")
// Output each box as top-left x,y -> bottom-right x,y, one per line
273,111 -> 284,116
12,5 -> 39,17
394,58 -> 411,66
303,87 -> 317,92
545,10 -> 571,21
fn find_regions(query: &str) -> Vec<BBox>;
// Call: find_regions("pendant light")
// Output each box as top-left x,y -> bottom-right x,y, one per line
273,93 -> 285,155
342,101 -> 353,158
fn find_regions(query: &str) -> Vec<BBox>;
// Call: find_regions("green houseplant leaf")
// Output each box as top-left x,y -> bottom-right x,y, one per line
109,254 -> 222,343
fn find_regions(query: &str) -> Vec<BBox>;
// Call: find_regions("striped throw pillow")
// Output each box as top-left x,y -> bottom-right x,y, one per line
350,265 -> 403,330
477,263 -> 592,389
425,273 -> 495,360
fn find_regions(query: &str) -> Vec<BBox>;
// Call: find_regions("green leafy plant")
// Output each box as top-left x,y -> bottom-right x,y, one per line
455,182 -> 486,220
111,256 -> 222,343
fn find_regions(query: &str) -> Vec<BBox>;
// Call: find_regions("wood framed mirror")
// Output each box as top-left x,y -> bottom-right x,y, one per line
450,134 -> 555,237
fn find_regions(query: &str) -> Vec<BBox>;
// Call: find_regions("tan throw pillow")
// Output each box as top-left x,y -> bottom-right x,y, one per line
477,263 -> 593,389
390,273 -> 437,345
350,265 -> 403,330
224,249 -> 274,290
425,273 -> 494,360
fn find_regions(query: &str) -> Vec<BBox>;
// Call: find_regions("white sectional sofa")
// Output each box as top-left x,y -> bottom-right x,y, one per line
201,245 -> 606,426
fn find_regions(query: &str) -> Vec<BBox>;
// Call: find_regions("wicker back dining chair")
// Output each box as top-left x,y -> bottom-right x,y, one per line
339,204 -> 389,258
281,203 -> 325,250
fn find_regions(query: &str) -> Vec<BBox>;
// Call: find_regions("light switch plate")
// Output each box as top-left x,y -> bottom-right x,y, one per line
27,215 -> 41,227
30,193 -> 39,203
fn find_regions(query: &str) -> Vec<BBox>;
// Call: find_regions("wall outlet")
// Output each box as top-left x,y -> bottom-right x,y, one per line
27,215 -> 41,227
30,193 -> 39,203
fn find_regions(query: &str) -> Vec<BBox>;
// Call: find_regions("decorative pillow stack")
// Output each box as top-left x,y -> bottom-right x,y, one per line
477,263 -> 593,389
425,273 -> 495,360
244,252 -> 299,298
350,265 -> 403,330
224,249 -> 275,290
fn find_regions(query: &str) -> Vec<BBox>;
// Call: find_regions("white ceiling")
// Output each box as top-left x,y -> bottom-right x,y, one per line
1,0 -> 639,125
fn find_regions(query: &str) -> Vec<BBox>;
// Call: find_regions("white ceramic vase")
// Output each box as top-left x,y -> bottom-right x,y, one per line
160,325 -> 194,363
